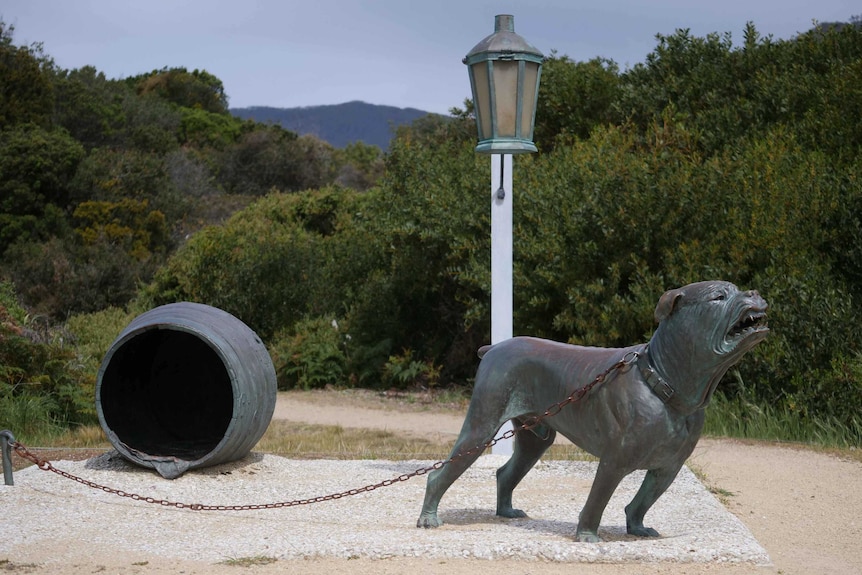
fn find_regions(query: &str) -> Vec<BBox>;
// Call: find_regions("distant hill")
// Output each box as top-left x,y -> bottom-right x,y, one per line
230,101 -> 434,149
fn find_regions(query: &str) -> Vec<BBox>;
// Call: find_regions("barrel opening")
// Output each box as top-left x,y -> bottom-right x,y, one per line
99,328 -> 234,461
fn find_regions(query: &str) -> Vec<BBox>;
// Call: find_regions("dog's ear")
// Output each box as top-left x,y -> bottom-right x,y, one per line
655,288 -> 685,323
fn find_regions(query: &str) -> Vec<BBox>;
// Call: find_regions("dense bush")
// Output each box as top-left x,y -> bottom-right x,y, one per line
269,316 -> 348,390
129,67 -> 230,115
216,127 -> 338,195
0,21 -> 54,129
616,22 -> 862,158
140,186 -> 381,338
0,123 -> 84,255
4,236 -> 154,317
534,52 -> 620,150
515,122 -> 862,426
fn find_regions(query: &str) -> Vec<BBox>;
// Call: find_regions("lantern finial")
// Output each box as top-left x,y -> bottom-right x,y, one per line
495,14 -> 514,33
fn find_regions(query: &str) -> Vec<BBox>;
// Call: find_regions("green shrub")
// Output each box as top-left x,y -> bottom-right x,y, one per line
0,124 -> 84,255
797,352 -> 862,433
141,186 -> 385,339
381,349 -> 441,390
269,316 -> 348,390
355,134 -> 490,384
65,307 -> 135,375
4,236 -> 158,319
509,121 -> 862,435
0,280 -> 26,324
0,296 -> 96,433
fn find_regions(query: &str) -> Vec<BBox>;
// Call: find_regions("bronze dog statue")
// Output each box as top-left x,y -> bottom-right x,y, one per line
417,280 -> 768,542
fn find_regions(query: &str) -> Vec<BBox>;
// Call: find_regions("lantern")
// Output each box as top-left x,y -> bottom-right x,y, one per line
464,14 -> 544,154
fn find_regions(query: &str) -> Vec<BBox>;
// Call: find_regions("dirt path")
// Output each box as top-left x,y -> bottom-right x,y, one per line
3,389 -> 860,575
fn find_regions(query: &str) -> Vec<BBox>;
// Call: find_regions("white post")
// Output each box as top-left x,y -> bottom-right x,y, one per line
490,153 -> 514,456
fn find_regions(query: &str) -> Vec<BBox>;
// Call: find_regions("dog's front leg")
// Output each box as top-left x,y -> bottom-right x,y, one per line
625,411 -> 704,536
576,458 -> 628,542
624,465 -> 683,537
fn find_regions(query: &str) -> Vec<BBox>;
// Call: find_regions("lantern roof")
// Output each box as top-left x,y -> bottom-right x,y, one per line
464,14 -> 543,65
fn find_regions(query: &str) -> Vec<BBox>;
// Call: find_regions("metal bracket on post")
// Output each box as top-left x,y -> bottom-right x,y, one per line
1,430 -> 15,486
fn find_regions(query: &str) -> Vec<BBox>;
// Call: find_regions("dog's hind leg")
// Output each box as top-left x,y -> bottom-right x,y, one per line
496,420 -> 556,518
416,415 -> 503,528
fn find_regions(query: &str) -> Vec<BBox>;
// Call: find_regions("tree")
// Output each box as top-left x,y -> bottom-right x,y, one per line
53,64 -> 181,152
533,52 -> 620,150
0,20 -> 55,128
218,126 -> 337,195
335,141 -> 384,191
52,66 -> 127,148
131,67 -> 229,114
178,107 -> 244,149
69,147 -> 186,224
0,124 -> 84,254
614,22 -> 862,158
73,198 -> 169,260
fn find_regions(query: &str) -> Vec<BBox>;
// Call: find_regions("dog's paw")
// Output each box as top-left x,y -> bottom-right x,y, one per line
575,530 -> 603,543
496,507 -> 528,519
627,525 -> 661,537
416,513 -> 443,528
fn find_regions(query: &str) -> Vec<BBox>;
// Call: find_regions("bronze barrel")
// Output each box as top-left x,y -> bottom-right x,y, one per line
95,303 -> 276,479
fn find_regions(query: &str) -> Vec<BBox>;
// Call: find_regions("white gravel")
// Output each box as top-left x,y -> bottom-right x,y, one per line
1,452 -> 770,565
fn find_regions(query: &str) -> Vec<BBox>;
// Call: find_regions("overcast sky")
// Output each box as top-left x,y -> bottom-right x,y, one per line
2,0 -> 857,114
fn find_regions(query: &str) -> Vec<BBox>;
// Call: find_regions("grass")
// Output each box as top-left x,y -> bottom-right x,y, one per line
256,420 -> 451,460
258,417 -> 597,461
0,558 -> 39,573
219,555 -> 278,567
282,387 -> 470,414
0,395 -> 66,442
685,462 -> 737,505
704,391 -> 862,453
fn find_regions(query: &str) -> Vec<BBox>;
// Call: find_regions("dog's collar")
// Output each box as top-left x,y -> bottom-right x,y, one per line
637,345 -> 675,403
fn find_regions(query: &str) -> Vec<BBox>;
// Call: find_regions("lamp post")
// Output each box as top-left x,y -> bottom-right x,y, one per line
464,14 -> 543,455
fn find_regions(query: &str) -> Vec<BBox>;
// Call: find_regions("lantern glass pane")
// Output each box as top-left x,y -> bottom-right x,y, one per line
472,62 -> 492,140
493,60 -> 519,138
520,61 -> 539,139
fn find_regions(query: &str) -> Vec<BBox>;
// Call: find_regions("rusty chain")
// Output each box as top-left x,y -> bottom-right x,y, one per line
10,351 -> 638,512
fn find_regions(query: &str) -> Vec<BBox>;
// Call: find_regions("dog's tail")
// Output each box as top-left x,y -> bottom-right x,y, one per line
477,344 -> 493,359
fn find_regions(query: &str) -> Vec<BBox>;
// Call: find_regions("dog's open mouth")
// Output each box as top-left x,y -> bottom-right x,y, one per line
729,309 -> 768,339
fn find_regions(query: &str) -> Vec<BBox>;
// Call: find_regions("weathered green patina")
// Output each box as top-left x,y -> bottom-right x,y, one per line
417,280 -> 768,542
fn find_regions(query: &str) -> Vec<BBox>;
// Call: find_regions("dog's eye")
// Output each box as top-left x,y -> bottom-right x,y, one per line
713,292 -> 726,301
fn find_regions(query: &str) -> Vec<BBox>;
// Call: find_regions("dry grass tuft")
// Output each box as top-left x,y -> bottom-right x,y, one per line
256,420 -> 450,460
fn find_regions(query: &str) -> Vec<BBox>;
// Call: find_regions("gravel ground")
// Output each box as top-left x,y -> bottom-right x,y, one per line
2,451 -> 768,567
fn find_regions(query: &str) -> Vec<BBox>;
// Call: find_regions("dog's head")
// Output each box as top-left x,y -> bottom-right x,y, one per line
651,281 -> 768,408
655,280 -> 769,358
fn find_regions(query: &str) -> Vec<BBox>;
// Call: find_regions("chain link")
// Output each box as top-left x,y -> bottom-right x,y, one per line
11,352 -> 636,511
